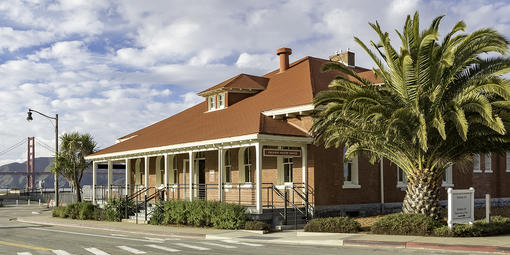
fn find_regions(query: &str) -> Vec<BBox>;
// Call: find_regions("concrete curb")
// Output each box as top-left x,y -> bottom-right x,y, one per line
16,218 -> 206,239
343,239 -> 510,254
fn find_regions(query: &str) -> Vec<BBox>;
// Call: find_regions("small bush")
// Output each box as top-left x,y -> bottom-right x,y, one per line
304,217 -> 361,233
52,202 -> 102,220
78,202 -> 100,220
371,213 -> 444,236
149,200 -> 246,229
52,206 -> 67,218
434,216 -> 510,237
244,221 -> 271,231
104,198 -> 136,222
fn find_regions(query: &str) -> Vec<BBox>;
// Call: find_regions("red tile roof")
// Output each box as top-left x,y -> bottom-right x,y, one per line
89,56 -> 379,157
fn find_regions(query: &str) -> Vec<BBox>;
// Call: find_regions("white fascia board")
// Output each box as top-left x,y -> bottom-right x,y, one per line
85,133 -> 312,161
262,104 -> 314,118
116,135 -> 138,144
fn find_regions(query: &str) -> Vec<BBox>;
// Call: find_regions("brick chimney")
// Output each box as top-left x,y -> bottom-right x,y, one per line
276,47 -> 292,73
330,50 -> 355,66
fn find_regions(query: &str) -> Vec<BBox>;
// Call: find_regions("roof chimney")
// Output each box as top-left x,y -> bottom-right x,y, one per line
329,50 -> 355,66
276,47 -> 292,73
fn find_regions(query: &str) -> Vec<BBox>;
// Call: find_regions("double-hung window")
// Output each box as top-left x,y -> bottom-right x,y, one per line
397,166 -> 407,189
442,166 -> 453,188
243,148 -> 252,182
473,154 -> 481,173
209,96 -> 216,110
506,152 -> 510,172
218,93 -> 225,109
225,150 -> 232,183
484,153 -> 492,173
342,146 -> 360,188
172,156 -> 178,184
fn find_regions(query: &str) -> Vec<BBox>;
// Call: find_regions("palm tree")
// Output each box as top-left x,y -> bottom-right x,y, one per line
312,12 -> 510,219
53,132 -> 97,202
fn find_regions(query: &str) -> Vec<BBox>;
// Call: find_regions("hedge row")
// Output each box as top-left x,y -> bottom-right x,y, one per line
304,213 -> 510,237
52,198 -> 135,222
149,200 -> 247,229
304,217 -> 361,233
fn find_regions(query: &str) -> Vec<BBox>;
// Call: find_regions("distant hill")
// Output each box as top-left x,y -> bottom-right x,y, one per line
0,157 -> 125,189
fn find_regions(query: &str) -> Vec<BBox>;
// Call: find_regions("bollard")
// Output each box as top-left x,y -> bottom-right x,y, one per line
39,199 -> 41,206
16,200 -> 18,206
486,194 -> 491,223
28,199 -> 30,205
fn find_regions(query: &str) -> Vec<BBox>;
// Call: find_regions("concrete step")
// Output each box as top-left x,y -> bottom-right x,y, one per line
275,223 -> 306,231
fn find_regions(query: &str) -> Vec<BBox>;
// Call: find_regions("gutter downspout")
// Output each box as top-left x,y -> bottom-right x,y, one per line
380,156 -> 385,214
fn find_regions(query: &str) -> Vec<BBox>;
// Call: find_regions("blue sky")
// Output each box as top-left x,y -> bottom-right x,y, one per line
1,0 -> 510,165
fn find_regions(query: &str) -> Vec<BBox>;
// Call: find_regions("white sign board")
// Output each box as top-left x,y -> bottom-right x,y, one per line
448,187 -> 475,229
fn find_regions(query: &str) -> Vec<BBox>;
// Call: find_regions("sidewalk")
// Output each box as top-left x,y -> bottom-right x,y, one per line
16,210 -> 510,254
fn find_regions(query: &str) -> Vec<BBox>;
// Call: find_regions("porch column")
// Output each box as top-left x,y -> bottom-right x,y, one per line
189,151 -> 194,201
107,160 -> 113,200
301,145 -> 308,206
255,143 -> 262,214
164,154 -> 168,201
92,161 -> 97,204
144,156 -> 149,195
218,148 -> 224,202
125,159 -> 131,197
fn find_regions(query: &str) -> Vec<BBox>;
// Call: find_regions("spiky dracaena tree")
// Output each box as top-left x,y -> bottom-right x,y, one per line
53,132 -> 97,202
312,12 -> 510,219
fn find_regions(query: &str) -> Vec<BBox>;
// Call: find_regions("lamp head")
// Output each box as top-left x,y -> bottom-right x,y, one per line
27,111 -> 33,121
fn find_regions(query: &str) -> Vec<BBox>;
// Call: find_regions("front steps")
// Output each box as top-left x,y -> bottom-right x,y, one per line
123,204 -> 155,224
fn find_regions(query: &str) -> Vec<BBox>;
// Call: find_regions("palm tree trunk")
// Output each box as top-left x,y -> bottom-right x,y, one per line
74,178 -> 82,202
402,170 -> 442,219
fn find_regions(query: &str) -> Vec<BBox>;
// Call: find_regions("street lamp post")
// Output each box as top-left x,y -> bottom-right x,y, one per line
27,108 -> 59,206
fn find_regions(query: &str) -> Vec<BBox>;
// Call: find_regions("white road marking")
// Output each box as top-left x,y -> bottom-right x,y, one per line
28,227 -> 161,243
117,246 -> 146,254
201,241 -> 237,248
85,247 -> 110,255
174,242 -> 210,250
144,244 -> 180,252
110,234 -> 128,237
17,252 -> 32,255
52,250 -> 72,255
221,239 -> 264,246
143,237 -> 180,242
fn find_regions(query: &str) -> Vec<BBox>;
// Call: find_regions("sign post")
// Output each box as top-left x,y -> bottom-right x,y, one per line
448,187 -> 475,230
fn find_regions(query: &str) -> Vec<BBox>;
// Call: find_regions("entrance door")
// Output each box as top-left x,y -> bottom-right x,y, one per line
198,160 -> 206,199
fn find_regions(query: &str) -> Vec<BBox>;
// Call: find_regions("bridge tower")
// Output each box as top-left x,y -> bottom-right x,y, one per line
26,137 -> 35,191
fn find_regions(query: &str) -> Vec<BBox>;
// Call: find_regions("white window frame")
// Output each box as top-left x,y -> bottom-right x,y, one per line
506,151 -> 510,172
217,93 -> 225,109
473,154 -> 482,173
209,95 -> 216,110
484,153 -> 492,173
342,146 -> 360,189
225,150 -> 232,183
243,148 -> 252,183
442,166 -> 453,188
397,166 -> 407,189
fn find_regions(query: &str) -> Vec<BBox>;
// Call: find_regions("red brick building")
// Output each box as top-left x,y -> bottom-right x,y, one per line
85,48 -> 510,219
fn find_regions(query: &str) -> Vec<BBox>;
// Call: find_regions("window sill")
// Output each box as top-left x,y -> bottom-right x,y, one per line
485,170 -> 493,173
240,183 -> 253,188
442,183 -> 454,188
223,184 -> 233,189
473,170 -> 482,173
342,183 -> 361,189
396,182 -> 407,191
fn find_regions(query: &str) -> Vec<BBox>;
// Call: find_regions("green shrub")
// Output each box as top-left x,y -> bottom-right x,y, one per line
244,221 -> 271,231
52,206 -> 67,218
371,213 -> 444,236
149,200 -> 246,229
104,198 -> 136,222
78,202 -> 100,220
434,216 -> 510,237
304,217 -> 361,233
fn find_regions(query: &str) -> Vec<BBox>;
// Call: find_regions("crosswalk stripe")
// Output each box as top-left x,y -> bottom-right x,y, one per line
52,250 -> 72,255
17,252 -> 32,255
117,246 -> 146,254
200,241 -> 237,248
174,243 -> 210,250
144,244 -> 180,252
85,247 -> 110,255
221,239 -> 264,247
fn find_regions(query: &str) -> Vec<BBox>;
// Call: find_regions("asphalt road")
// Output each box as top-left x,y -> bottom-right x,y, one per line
0,206 -> 486,255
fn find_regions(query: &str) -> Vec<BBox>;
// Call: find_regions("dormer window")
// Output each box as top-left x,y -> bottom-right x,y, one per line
218,93 -> 225,108
209,96 -> 216,110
